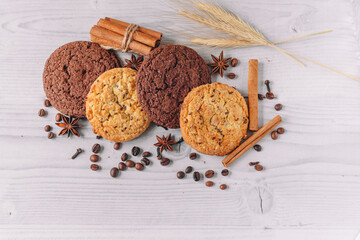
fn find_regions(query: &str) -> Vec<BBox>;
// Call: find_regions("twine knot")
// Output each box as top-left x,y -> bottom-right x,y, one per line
121,23 -> 139,52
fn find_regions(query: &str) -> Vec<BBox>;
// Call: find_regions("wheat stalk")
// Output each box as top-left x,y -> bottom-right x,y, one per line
176,0 -> 360,82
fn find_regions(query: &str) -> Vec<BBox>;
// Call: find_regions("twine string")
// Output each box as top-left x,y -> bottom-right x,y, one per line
121,23 -> 139,52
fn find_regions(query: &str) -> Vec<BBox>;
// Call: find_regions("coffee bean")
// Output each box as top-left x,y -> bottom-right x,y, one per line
253,144 -> 262,152
205,170 -> 215,178
255,164 -> 264,171
221,169 -> 229,176
125,160 -> 135,168
113,142 -> 121,150
249,161 -> 260,166
38,109 -> 45,117
227,73 -> 236,79
220,184 -> 227,190
258,94 -> 264,100
55,113 -> 62,122
132,146 -> 140,156
110,167 -> 119,177
92,143 -> 101,153
44,125 -> 51,132
189,152 -> 197,160
90,154 -> 99,162
90,164 -> 99,171
205,181 -> 214,187
193,171 -> 201,181
231,58 -> 238,67
121,153 -> 128,161
266,92 -> 274,100
160,158 -> 171,166
271,131 -> 278,140
47,132 -> 54,139
141,158 -> 151,166
177,171 -> 185,179
274,103 -> 282,111
135,162 -> 144,171
118,162 -> 126,171
44,99 -> 51,107
142,151 -> 151,157
277,127 -> 285,134
185,166 -> 193,174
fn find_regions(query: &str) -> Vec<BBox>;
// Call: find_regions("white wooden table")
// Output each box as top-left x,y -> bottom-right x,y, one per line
1,0 -> 360,239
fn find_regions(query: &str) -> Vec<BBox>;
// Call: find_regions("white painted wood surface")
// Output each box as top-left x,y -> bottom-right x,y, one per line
1,0 -> 360,239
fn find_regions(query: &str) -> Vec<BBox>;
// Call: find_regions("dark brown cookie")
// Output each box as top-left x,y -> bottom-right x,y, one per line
43,41 -> 120,118
136,45 -> 211,128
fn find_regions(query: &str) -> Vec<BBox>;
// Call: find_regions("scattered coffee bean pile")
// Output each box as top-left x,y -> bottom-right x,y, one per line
251,80 -> 286,170
258,80 -> 285,112
249,161 -> 263,171
226,57 -> 238,79
175,152 -> 229,190
39,101 -> 85,156
271,127 -> 285,140
39,98 -> 85,140
38,99 -> 56,139
89,143 -> 102,171
106,146 -> 157,178
227,56 -> 238,79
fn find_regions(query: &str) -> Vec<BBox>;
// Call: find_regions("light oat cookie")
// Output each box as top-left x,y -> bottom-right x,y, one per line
86,68 -> 150,142
180,82 -> 248,156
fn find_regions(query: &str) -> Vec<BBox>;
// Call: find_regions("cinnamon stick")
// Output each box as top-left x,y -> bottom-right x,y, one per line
90,25 -> 152,55
97,18 -> 160,48
105,17 -> 162,40
248,59 -> 258,131
222,115 -> 282,167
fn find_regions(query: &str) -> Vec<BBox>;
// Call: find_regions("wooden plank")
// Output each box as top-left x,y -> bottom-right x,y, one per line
0,0 -> 360,238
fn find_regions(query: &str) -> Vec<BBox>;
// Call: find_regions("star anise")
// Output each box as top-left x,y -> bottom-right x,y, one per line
209,51 -> 231,77
55,115 -> 80,137
124,54 -> 144,70
154,134 -> 177,153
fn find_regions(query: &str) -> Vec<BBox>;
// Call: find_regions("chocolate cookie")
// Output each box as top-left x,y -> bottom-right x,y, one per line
136,45 -> 211,128
43,41 -> 120,118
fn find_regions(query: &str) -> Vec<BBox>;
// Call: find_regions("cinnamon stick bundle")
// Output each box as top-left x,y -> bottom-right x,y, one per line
105,17 -> 162,41
90,17 -> 162,55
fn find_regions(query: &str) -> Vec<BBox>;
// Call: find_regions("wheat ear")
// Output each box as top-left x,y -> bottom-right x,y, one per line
176,1 -> 360,82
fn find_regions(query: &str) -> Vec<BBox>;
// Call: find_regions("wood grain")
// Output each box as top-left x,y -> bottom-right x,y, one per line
0,0 -> 360,239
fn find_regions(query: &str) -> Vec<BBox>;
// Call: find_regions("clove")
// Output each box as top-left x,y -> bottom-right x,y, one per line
71,148 -> 83,159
